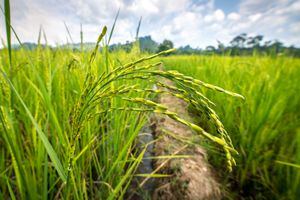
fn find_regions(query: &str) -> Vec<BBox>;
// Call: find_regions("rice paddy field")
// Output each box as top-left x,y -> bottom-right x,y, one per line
0,42 -> 165,199
1,2 -> 300,200
163,55 -> 300,199
1,42 -> 300,199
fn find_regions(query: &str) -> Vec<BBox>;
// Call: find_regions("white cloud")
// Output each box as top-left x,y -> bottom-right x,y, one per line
128,1 -> 159,16
204,9 -> 225,23
233,0 -> 299,46
228,12 -> 240,21
214,9 -> 225,21
248,13 -> 262,22
290,22 -> 300,33
0,0 -> 299,48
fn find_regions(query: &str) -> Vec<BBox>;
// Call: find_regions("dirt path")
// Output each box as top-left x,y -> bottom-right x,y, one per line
151,78 -> 221,200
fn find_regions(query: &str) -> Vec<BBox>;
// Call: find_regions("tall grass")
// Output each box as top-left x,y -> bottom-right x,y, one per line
3,0 -> 11,68
0,8 -> 243,198
163,55 -> 300,199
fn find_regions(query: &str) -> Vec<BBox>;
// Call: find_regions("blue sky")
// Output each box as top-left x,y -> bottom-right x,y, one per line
215,0 -> 239,13
0,0 -> 299,48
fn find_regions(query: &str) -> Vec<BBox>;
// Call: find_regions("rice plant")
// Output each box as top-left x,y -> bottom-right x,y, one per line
0,9 -> 244,198
163,55 -> 300,199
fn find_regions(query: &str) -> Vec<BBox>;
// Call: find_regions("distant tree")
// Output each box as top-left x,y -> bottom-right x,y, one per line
205,45 -> 216,51
270,40 -> 284,54
139,36 -> 158,53
247,35 -> 263,48
246,36 -> 253,47
286,45 -> 300,57
8,32 -> 300,57
217,40 -> 225,53
157,39 -> 174,52
177,45 -> 197,54
230,33 -> 247,48
253,35 -> 263,47
264,40 -> 272,47
123,41 -> 133,52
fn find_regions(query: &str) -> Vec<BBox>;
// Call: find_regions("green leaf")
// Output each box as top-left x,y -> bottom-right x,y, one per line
4,0 -> 12,67
0,71 -> 67,182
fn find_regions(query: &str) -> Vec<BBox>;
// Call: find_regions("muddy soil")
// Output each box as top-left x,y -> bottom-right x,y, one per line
152,78 -> 221,200
128,78 -> 221,200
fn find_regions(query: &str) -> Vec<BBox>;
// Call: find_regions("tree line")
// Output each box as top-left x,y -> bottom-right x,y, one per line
158,33 -> 300,57
8,33 -> 300,57
115,33 -> 300,57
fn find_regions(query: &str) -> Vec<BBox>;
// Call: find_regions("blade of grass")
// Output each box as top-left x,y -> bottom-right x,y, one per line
43,154 -> 48,200
6,179 -> 16,200
37,25 -> 42,46
108,147 -> 146,200
107,8 -> 120,45
276,160 -> 300,169
0,71 -> 67,182
80,23 -> 83,51
64,21 -> 74,44
4,0 -> 11,67
73,136 -> 97,164
135,16 -> 142,40
0,108 -> 27,198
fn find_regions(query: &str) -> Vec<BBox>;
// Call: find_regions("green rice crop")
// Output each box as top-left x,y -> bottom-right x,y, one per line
3,1 -> 298,199
0,46 -> 243,199
163,55 -> 300,199
0,9 -> 243,198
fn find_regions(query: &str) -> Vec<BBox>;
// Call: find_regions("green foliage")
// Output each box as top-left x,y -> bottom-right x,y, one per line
0,40 -> 240,199
157,39 -> 174,53
139,36 -> 158,53
4,0 -> 11,67
163,55 -> 300,199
